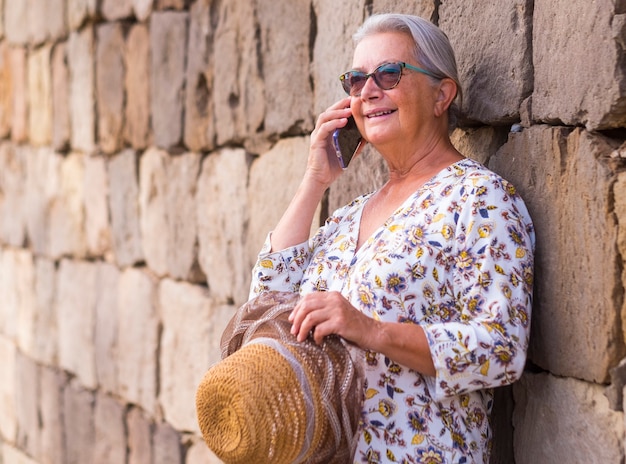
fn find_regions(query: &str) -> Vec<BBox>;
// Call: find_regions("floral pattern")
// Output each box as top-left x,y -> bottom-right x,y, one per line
249,159 -> 535,463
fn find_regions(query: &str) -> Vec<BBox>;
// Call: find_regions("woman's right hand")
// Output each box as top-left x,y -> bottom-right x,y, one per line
305,98 -> 355,189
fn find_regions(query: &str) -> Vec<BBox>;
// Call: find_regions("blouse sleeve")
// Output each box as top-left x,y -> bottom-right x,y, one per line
421,177 -> 535,401
248,232 -> 313,299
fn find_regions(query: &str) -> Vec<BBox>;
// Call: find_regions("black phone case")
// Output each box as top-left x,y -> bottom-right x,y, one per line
333,116 -> 363,168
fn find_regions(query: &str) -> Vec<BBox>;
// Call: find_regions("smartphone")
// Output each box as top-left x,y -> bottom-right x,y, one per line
332,116 -> 363,169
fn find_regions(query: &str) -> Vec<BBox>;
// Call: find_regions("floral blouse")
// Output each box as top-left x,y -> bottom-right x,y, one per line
249,159 -> 535,464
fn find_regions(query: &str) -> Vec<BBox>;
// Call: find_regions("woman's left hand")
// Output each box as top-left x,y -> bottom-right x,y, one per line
288,291 -> 375,346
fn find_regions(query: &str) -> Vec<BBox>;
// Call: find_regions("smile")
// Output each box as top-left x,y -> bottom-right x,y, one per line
367,110 -> 395,118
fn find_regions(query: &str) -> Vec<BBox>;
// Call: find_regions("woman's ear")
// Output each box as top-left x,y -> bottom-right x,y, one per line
433,78 -> 458,117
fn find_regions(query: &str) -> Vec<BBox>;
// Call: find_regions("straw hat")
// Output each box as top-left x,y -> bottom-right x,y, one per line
196,291 -> 364,464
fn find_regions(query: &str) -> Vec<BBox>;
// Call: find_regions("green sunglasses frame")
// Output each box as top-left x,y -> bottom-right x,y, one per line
339,61 -> 438,96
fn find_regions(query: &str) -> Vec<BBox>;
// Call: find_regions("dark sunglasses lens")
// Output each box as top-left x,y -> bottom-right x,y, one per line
374,64 -> 402,89
342,72 -> 367,95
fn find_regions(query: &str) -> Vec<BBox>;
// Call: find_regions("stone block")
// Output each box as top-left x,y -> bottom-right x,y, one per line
153,422 -> 182,464
84,155 -> 111,257
10,46 -> 28,143
32,258 -> 58,368
94,263 -> 120,394
132,0 -> 153,21
63,380 -> 95,464
15,351 -> 40,458
150,11 -> 188,149
96,23 -> 125,154
211,0 -> 264,148
490,126 -> 621,383
450,126 -> 509,166
311,0 -> 367,116
0,335 -> 16,442
0,249 -> 34,346
371,0 -> 436,17
533,0 -> 626,129
31,0 -> 67,42
101,0 -> 133,20
4,0 -> 28,44
93,394 -> 126,464
51,42 -> 70,151
56,259 -> 97,389
0,143 -> 27,247
39,366 -> 67,464
13,250 -> 36,358
117,268 -> 159,415
48,153 -> 88,259
27,44 -> 53,146
184,0 -> 214,152
0,42 -> 13,138
25,147 -> 62,256
124,24 -> 151,149
107,149 -> 144,267
139,148 -> 169,275
186,436 -> 223,464
156,0 -> 187,9
256,0 -> 313,136
1,445 -> 38,464
127,407 -> 153,464
439,0 -> 533,124
158,279 -> 213,432
247,137 -> 321,278
166,153 -> 202,280
196,148 -> 249,304
68,27 -> 96,153
513,373 -> 624,463
67,0 -> 97,31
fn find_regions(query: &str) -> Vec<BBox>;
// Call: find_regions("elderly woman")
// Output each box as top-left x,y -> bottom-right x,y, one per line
249,13 -> 535,464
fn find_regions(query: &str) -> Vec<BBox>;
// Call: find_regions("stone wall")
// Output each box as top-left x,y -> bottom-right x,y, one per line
0,0 -> 625,463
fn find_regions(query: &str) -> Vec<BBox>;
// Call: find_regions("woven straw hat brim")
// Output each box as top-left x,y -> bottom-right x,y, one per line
196,342 -> 310,464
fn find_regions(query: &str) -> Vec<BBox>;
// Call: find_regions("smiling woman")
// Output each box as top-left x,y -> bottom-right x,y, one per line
248,13 -> 535,464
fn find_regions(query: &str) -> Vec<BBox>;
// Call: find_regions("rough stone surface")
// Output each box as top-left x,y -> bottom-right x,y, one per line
56,259 -> 97,389
0,143 -> 27,247
32,258 -> 58,368
101,0 -> 134,20
83,155 -> 111,257
440,0 -> 533,124
48,152 -> 87,259
96,23 -> 125,154
51,42 -> 70,151
27,44 -> 53,146
491,126 -> 623,383
196,148 -> 249,304
0,335 -> 17,442
93,393 -> 126,464
247,137 -> 320,275
4,0 -> 28,44
107,149 -> 144,267
63,380 -> 95,464
68,27 -> 96,153
184,0 -> 214,151
533,0 -> 626,129
153,422 -> 183,464
117,268 -> 159,415
39,366 -> 67,464
94,262 -> 120,394
132,0 -> 153,21
10,46 -> 28,143
0,42 -> 13,138
450,126 -> 509,165
66,0 -> 98,31
150,11 -> 188,149
2,445 -> 38,464
15,351 -> 40,458
513,372 -> 625,463
158,279 -> 213,433
124,24 -> 151,149
0,249 -> 35,348
127,407 -> 153,464
30,0 -> 67,43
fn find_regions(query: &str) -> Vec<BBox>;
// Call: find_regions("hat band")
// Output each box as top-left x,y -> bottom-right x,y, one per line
247,337 -> 315,463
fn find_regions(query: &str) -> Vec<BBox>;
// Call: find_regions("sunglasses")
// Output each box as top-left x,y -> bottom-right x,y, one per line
339,61 -> 438,96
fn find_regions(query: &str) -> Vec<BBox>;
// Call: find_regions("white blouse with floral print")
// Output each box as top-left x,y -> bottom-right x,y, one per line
249,158 -> 535,464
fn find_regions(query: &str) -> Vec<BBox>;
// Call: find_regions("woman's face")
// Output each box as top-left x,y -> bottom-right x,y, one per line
350,32 -> 440,149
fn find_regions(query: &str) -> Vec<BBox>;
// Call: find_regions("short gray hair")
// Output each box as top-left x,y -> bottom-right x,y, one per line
353,14 -> 462,128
